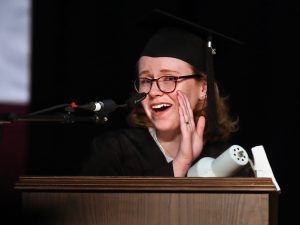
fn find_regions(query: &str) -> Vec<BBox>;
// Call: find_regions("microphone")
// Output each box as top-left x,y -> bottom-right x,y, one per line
187,145 -> 249,177
125,92 -> 147,106
75,99 -> 118,113
72,92 -> 147,113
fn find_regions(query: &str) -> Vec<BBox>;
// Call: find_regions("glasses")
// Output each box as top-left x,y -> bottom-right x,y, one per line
134,74 -> 200,94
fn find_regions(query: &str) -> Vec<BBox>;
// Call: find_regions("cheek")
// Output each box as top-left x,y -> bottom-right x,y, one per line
189,96 -> 200,110
180,87 -> 201,109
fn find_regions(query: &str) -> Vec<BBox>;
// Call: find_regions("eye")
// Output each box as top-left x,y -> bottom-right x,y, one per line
139,78 -> 151,85
162,76 -> 177,81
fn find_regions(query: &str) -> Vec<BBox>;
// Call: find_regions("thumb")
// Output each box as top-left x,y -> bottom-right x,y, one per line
196,116 -> 205,137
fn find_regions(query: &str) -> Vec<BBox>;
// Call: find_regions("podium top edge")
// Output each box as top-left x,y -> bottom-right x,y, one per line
15,176 -> 277,193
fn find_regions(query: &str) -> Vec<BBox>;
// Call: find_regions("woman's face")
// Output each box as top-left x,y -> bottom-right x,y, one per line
138,56 -> 205,133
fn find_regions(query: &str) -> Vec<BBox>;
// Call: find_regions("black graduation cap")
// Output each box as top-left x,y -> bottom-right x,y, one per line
138,9 -> 243,136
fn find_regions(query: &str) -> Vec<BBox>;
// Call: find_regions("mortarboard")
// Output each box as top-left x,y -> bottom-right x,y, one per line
138,9 -> 243,136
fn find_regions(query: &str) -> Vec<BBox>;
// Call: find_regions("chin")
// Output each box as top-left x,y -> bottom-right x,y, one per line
153,122 -> 179,133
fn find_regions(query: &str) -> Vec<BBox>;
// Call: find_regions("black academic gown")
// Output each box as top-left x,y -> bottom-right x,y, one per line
80,127 -> 253,176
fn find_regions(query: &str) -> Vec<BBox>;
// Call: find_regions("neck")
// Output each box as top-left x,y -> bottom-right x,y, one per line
156,129 -> 181,158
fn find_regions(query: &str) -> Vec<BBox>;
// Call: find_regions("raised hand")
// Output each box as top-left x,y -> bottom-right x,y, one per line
173,90 -> 205,177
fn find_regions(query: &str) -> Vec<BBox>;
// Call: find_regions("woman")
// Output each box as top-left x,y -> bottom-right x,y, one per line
80,11 -> 252,177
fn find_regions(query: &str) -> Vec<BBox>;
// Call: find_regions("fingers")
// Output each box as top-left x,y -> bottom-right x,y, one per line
177,91 -> 194,129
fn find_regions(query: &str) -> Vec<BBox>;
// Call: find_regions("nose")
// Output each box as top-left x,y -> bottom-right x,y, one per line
148,80 -> 163,96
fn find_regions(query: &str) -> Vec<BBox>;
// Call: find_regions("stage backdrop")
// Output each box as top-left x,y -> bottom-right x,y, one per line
2,1 -> 298,225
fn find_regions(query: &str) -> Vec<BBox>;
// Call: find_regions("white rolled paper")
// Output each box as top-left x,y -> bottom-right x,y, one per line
212,145 -> 249,177
187,145 -> 249,177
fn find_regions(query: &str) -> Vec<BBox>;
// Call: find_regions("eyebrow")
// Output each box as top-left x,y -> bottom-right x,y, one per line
139,69 -> 180,76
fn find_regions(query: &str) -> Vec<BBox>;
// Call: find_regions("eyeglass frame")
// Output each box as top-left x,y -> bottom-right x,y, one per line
134,74 -> 201,94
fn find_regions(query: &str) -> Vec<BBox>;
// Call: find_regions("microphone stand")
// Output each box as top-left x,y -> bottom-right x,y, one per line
0,93 -> 147,125
0,106 -> 108,125
7,113 -> 107,124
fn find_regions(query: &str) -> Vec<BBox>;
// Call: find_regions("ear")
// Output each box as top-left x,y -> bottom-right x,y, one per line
199,80 -> 207,100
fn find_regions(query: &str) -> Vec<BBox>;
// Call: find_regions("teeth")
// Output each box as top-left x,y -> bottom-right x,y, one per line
152,104 -> 171,109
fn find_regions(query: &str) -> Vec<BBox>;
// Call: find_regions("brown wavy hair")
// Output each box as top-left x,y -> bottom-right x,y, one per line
127,67 -> 239,143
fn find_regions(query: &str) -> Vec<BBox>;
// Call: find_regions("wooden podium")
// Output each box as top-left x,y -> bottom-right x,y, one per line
15,176 -> 278,225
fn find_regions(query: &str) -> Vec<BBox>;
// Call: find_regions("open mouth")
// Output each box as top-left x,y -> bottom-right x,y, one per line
152,103 -> 172,112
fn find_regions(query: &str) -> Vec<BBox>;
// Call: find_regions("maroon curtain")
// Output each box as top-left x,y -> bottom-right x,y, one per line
0,104 -> 29,221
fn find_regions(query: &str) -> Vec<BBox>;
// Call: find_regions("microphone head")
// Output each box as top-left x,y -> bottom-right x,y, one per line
126,92 -> 147,106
